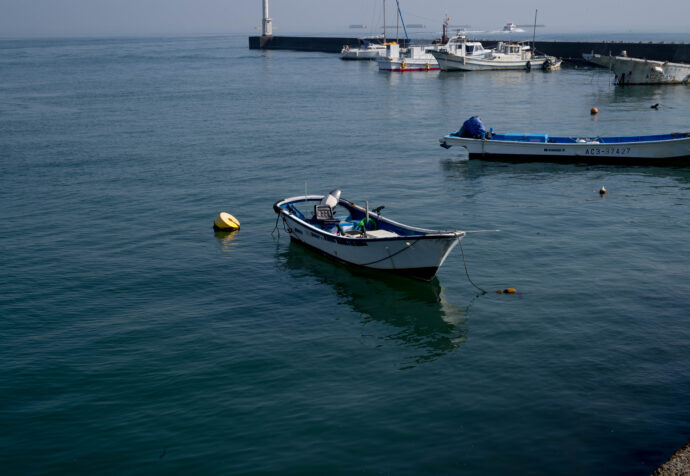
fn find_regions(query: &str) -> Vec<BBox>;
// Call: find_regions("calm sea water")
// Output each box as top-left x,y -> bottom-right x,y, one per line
1,34 -> 689,475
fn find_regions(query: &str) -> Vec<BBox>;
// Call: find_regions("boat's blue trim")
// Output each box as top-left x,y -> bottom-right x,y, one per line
459,132 -> 690,144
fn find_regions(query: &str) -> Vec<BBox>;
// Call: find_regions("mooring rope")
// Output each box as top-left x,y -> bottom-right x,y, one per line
271,213 -> 282,237
459,239 -> 486,294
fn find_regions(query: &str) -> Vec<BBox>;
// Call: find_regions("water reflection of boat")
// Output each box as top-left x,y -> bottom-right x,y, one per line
439,156 -> 690,184
278,241 -> 468,365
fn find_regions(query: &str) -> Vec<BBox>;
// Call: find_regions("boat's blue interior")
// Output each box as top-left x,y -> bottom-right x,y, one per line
477,132 -> 688,144
281,200 -> 420,237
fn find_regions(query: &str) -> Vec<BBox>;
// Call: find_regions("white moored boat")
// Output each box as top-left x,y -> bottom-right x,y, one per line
273,190 -> 465,281
439,120 -> 690,166
377,42 -> 440,72
340,41 -> 387,60
431,41 -> 552,71
583,51 -> 690,85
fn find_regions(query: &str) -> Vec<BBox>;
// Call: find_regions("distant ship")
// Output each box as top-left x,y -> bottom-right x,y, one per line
502,23 -> 525,33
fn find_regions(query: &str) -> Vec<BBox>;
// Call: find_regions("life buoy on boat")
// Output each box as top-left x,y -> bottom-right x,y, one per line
426,62 -> 430,71
401,61 -> 407,70
357,217 -> 378,231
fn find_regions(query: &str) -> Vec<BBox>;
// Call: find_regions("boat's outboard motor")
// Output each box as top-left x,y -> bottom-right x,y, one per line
320,189 -> 342,210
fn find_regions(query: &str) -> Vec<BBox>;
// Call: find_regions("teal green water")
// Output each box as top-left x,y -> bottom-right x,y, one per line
1,35 -> 689,474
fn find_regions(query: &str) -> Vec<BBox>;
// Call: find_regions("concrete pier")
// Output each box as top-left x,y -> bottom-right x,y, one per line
248,35 -> 690,64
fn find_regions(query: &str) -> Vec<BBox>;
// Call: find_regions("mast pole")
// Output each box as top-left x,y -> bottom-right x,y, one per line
532,9 -> 537,58
383,0 -> 386,43
396,1 -> 399,43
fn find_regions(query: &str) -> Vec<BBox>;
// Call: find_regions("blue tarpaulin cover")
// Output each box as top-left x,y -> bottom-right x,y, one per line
460,116 -> 486,138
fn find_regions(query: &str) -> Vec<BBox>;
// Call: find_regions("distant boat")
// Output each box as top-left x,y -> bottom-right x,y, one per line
439,128 -> 690,166
541,56 -> 562,71
502,23 -> 524,32
273,190 -> 465,281
431,41 -> 554,71
583,51 -> 690,85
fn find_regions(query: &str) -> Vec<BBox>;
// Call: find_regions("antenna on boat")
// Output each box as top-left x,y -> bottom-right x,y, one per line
442,15 -> 448,44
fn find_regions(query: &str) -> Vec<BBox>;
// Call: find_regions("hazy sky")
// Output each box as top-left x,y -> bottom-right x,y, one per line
1,0 -> 688,38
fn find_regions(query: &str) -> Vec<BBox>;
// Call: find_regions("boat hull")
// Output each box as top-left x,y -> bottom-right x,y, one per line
583,53 -> 690,85
274,196 -> 463,281
440,134 -> 690,166
431,50 -> 547,71
340,47 -> 385,60
289,236 -> 444,281
377,59 -> 439,71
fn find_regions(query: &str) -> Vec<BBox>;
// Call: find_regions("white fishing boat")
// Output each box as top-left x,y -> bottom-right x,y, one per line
376,19 -> 486,72
273,190 -> 465,281
583,51 -> 690,85
439,119 -> 690,165
340,41 -> 387,60
377,42 -> 440,71
431,41 -> 552,71
391,33 -> 491,72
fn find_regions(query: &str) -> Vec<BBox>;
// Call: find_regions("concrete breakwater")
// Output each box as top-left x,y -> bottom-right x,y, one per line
248,35 -> 690,64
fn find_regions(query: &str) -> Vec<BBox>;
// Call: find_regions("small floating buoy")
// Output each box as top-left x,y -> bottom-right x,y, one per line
599,186 -> 607,196
213,212 -> 240,231
651,103 -> 660,109
590,107 -> 599,115
496,288 -> 517,294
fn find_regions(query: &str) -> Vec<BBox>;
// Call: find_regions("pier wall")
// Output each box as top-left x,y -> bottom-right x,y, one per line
248,36 -> 364,53
501,40 -> 690,63
248,35 -> 690,63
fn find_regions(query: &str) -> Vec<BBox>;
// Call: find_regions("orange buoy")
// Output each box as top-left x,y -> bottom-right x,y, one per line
590,107 -> 599,115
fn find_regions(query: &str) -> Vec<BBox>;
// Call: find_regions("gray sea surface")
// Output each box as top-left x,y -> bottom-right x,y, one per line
1,34 -> 689,474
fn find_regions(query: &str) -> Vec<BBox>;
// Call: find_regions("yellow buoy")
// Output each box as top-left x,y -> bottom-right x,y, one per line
504,288 -> 517,294
590,107 -> 599,115
599,186 -> 607,195
213,212 -> 240,231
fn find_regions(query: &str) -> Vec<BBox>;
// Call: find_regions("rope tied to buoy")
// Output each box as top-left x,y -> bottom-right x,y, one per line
459,240 -> 486,294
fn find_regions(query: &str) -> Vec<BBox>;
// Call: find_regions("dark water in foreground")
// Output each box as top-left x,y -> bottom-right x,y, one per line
1,35 -> 689,474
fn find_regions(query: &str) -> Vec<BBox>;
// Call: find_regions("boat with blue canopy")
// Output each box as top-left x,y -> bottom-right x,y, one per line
439,117 -> 690,165
273,190 -> 465,281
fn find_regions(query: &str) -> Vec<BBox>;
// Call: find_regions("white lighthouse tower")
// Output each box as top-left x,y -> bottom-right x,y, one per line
262,0 -> 273,36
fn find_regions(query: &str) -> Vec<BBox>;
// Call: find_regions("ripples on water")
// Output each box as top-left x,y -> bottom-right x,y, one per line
1,35 -> 689,474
